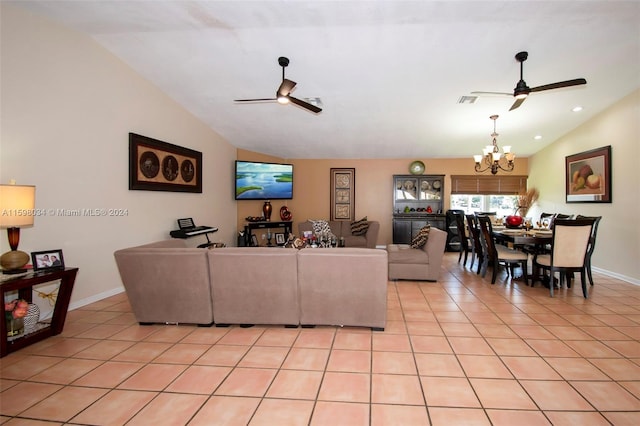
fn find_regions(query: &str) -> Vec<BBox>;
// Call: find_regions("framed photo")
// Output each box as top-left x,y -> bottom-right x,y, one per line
566,145 -> 612,203
275,233 -> 286,245
251,234 -> 259,247
129,133 -> 202,193
31,249 -> 65,271
330,168 -> 355,221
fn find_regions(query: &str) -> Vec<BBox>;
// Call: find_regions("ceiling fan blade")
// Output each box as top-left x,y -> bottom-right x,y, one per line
471,91 -> 512,97
530,78 -> 587,93
278,79 -> 297,96
234,98 -> 277,103
288,96 -> 322,113
509,97 -> 526,111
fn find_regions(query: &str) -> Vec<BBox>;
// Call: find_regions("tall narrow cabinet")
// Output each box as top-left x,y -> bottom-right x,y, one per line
392,174 -> 446,244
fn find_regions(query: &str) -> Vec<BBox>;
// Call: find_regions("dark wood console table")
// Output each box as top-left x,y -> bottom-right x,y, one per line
244,221 -> 293,246
1,267 -> 78,357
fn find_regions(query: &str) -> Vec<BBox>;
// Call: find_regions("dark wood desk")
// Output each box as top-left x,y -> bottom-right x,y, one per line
1,267 -> 78,357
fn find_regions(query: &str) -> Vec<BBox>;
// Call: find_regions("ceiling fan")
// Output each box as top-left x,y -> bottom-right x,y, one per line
472,51 -> 587,111
234,56 -> 322,114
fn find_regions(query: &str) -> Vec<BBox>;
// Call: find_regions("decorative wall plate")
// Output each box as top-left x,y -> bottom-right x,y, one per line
409,160 -> 425,175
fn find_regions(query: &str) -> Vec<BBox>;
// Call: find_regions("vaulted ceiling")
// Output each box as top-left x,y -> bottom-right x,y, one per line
12,1 -> 640,159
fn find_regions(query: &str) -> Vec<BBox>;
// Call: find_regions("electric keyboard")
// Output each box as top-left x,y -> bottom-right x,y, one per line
170,226 -> 218,238
170,218 -> 218,240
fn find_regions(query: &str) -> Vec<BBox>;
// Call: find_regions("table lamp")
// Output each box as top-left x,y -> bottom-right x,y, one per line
0,183 -> 36,274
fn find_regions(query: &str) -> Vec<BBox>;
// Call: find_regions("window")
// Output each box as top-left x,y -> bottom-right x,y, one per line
451,194 -> 518,217
449,175 -> 527,217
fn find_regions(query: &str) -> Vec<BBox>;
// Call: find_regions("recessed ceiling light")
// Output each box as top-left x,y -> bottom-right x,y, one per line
534,135 -> 542,140
572,106 -> 583,112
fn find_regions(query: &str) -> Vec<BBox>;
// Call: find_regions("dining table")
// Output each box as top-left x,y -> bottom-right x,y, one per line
491,227 -> 554,285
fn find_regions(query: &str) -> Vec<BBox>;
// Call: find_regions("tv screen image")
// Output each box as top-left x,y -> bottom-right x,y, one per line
235,161 -> 293,200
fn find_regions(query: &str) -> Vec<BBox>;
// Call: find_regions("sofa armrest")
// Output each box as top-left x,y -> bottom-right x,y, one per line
364,221 -> 380,248
421,227 -> 447,267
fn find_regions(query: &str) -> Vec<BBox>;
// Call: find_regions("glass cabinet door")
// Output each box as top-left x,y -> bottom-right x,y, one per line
395,177 -> 418,201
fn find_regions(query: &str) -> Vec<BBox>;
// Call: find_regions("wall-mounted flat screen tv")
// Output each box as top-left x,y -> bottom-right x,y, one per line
235,160 -> 293,200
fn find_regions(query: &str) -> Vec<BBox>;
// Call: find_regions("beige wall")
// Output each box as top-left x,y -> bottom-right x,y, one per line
237,152 -> 529,246
528,89 -> 640,283
1,5 -> 237,311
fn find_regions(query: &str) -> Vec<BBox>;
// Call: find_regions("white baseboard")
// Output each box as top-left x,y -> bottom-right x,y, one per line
592,267 -> 640,286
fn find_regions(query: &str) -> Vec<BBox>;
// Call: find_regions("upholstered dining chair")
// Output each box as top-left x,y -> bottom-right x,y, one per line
453,212 -> 471,266
533,219 -> 594,298
576,215 -> 602,286
477,215 -> 529,285
465,214 -> 482,273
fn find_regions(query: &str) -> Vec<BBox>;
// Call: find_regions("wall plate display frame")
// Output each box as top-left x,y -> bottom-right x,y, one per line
565,145 -> 611,203
330,168 -> 355,221
129,133 -> 202,193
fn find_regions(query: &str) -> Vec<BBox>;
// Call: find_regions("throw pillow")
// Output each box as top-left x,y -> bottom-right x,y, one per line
351,216 -> 369,236
310,219 -> 332,236
410,225 -> 430,249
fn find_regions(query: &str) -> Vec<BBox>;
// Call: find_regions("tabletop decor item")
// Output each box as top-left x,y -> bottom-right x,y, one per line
23,303 -> 40,334
515,187 -> 539,217
5,298 -> 28,337
262,200 -> 272,221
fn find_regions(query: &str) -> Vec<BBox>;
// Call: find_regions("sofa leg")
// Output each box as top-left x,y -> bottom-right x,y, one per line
301,324 -> 316,328
215,323 -> 231,327
197,322 -> 214,327
139,322 -> 153,326
284,324 -> 299,328
371,327 -> 385,332
240,324 -> 255,328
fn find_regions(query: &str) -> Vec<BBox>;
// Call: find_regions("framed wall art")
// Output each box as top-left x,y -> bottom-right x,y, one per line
566,145 -> 611,203
330,168 -> 355,221
129,133 -> 202,193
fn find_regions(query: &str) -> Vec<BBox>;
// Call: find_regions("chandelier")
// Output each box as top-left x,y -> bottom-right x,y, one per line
474,115 -> 515,175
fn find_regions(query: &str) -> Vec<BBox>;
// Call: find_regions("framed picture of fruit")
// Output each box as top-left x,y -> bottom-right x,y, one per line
566,145 -> 611,203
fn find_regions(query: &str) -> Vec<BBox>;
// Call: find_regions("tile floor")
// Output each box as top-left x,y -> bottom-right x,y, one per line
1,253 -> 640,425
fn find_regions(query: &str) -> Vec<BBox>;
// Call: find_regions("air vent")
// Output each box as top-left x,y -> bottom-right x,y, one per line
303,97 -> 323,107
458,95 -> 478,104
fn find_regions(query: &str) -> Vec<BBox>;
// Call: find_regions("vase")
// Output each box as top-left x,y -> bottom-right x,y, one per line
23,303 -> 40,334
6,315 -> 24,338
262,201 -> 272,221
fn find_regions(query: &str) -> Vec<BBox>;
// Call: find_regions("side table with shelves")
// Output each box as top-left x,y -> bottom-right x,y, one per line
1,267 -> 78,357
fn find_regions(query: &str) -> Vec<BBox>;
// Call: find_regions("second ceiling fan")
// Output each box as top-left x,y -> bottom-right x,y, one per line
234,56 -> 322,114
473,51 -> 587,111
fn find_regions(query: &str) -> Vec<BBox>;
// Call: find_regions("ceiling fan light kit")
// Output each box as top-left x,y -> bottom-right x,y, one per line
472,51 -> 587,111
474,115 -> 515,175
234,56 -> 322,114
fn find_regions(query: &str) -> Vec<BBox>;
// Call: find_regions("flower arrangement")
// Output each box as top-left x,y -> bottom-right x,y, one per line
515,187 -> 540,217
5,299 -> 29,319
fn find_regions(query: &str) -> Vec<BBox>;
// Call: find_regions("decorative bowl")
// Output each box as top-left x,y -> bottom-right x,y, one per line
505,215 -> 523,229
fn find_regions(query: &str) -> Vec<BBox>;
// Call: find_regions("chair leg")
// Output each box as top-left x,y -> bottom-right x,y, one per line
491,262 -> 498,284
581,268 -> 589,298
458,249 -> 463,263
463,249 -> 469,267
521,260 -> 528,286
549,269 -> 555,297
586,258 -> 594,286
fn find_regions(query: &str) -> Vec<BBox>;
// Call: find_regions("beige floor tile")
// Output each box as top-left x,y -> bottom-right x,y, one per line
72,361 -> 144,388
310,401 -> 369,426
70,389 -> 157,425
447,337 -> 495,355
249,398 -> 314,426
281,348 -> 330,370
73,339 -> 135,360
127,392 -> 208,426
544,410 -> 611,425
117,363 -> 187,391
370,404 -> 429,426
266,369 -> 323,400
165,365 -> 231,394
410,335 -> 453,353
215,367 -> 277,397
29,358 -> 103,385
470,378 -> 537,409
372,333 -> 412,352
429,407 -> 491,426
317,372 -> 370,403
457,355 -> 513,378
545,357 -> 610,380
152,343 -> 210,364
371,351 -> 415,375
500,356 -> 562,380
570,381 -> 640,411
188,395 -> 260,426
415,353 -> 465,377
486,409 -> 552,426
327,349 -> 371,373
111,341 -> 172,363
0,382 -> 62,416
195,344 -> 250,366
520,380 -> 593,410
421,376 -> 481,408
332,332 -> 372,350
237,346 -> 289,368
371,373 -> 424,405
23,386 -> 107,422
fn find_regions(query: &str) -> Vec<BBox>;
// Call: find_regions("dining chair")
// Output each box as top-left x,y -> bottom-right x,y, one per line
533,219 -> 594,298
576,215 -> 602,286
465,214 -> 482,273
477,215 -> 529,285
453,212 -> 471,266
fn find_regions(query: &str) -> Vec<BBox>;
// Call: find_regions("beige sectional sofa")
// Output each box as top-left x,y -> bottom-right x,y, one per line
114,241 -> 388,330
387,227 -> 447,281
298,220 -> 380,248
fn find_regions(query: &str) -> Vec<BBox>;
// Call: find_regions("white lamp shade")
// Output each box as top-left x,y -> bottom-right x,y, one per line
492,152 -> 501,162
473,155 -> 482,163
0,184 -> 36,228
502,145 -> 511,153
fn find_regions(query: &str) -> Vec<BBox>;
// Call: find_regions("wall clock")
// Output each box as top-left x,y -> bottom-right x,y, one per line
409,160 -> 425,175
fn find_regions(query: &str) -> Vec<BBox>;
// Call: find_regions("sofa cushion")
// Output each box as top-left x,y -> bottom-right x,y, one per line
410,225 -> 430,248
350,216 -> 369,236
310,219 -> 332,236
387,244 -> 429,264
